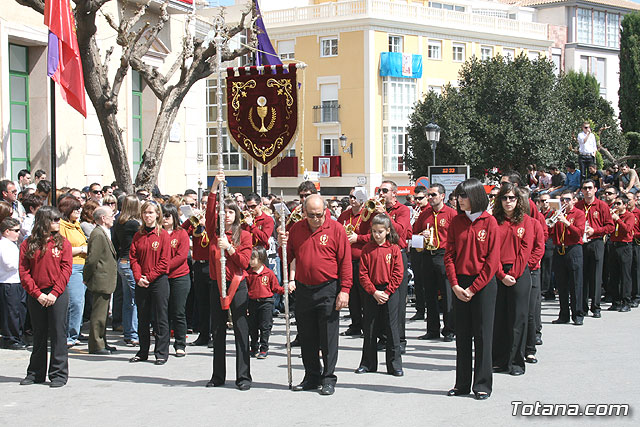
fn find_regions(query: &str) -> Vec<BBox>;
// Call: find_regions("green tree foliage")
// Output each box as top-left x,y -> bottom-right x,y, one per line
619,11 -> 640,133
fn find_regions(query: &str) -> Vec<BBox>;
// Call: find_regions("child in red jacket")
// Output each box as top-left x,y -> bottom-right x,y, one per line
246,246 -> 283,359
357,214 -> 404,376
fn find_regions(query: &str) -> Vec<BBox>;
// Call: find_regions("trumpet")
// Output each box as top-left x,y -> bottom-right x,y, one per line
240,210 -> 253,225
424,224 -> 439,251
287,205 -> 303,225
545,205 -> 567,227
344,223 -> 355,235
188,211 -> 209,246
411,206 -> 422,225
487,199 -> 495,213
361,196 -> 383,222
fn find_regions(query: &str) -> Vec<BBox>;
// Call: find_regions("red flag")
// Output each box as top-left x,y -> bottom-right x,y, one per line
44,0 -> 87,117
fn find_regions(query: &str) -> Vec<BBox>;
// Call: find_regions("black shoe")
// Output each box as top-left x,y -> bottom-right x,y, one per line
474,392 -> 490,400
592,311 -> 601,318
409,312 -> 425,321
292,381 -> 321,391
525,355 -> 538,364
492,366 -> 508,373
19,376 -> 43,386
236,382 -> 251,391
608,303 -> 621,311
291,337 -> 301,347
4,342 -> 28,350
77,334 -> 88,342
129,355 -> 148,363
190,337 -> 210,346
206,378 -> 224,388
49,380 -> 66,388
417,332 -> 439,340
619,304 -> 631,312
320,384 -> 335,396
154,359 -> 167,365
340,327 -> 361,336
124,339 -> 139,347
443,334 -> 455,342
510,367 -> 525,376
535,337 -> 543,345
354,366 -> 369,374
447,388 -> 470,396
391,370 -> 404,377
574,318 -> 584,326
543,294 -> 556,301
104,344 -> 117,352
376,340 -> 386,351
552,318 -> 569,324
250,350 -> 258,358
629,300 -> 639,308
89,349 -> 111,355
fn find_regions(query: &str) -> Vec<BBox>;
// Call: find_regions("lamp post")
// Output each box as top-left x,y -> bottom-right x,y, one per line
339,133 -> 353,158
424,122 -> 441,166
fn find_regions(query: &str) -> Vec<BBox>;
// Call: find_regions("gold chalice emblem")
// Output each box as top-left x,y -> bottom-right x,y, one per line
257,96 -> 268,132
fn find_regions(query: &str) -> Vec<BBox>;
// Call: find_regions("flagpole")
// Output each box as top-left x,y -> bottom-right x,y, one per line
49,78 -> 57,207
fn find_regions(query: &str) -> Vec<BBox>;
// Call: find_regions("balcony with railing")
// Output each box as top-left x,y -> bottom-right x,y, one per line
313,103 -> 341,124
262,0 -> 548,41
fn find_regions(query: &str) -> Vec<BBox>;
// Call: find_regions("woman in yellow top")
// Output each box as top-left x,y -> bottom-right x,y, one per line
58,196 -> 88,348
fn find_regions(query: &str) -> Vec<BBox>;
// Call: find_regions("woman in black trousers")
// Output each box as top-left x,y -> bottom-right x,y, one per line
444,179 -> 501,400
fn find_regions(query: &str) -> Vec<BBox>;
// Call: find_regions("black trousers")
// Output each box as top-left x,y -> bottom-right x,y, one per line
296,279 -> 340,386
540,243 -> 554,296
631,243 -> 640,300
248,298 -> 274,352
26,288 -> 69,383
553,245 -> 584,321
582,239 -> 605,313
424,250 -> 454,336
0,282 -> 26,345
527,269 -> 541,356
135,275 -> 170,361
210,280 -> 251,386
398,251 -> 408,345
578,154 -> 595,181
169,274 -> 191,350
410,249 -> 426,314
454,275 -> 496,395
347,260 -> 363,331
609,243 -> 633,304
193,261 -> 213,339
360,285 -> 402,373
493,266 -> 531,373
602,241 -> 612,297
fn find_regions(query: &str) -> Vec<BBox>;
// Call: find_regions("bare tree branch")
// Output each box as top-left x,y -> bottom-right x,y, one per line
14,0 -> 44,14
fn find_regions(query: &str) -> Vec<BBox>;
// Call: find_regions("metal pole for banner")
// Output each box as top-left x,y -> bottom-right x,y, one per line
49,79 -> 57,207
280,190 -> 292,389
214,17 -> 227,299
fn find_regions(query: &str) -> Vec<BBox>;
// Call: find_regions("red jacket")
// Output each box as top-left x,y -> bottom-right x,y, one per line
548,207 -> 585,246
385,202 -> 411,249
246,266 -> 283,299
496,216 -> 534,280
19,237 -> 73,298
610,211 -> 635,243
129,228 -> 170,283
529,199 -> 549,241
359,240 -> 404,296
575,198 -> 615,239
413,204 -> 457,250
632,207 -> 640,241
181,220 -> 210,261
287,211 -> 352,293
444,212 -> 501,294
167,228 -> 190,279
528,218 -> 545,271
242,211 -> 274,248
337,207 -> 372,260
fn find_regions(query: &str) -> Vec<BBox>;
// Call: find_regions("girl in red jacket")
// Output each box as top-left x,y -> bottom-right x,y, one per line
161,204 -> 191,358
445,178 -> 500,400
129,201 -> 171,365
246,246 -> 283,359
492,183 -> 534,376
19,206 -> 73,387
356,214 -> 404,376
206,171 -> 252,390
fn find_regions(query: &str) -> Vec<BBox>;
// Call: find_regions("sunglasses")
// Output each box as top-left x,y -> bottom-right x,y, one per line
415,196 -> 425,201
188,203 -> 196,207
349,195 -> 357,200
8,228 -> 20,232
163,213 -> 172,218
457,193 -> 468,199
246,204 -> 258,209
561,197 -> 573,202
614,201 -> 624,206
91,190 -> 101,194
488,194 -> 496,199
378,188 -> 390,194
583,127 -> 590,130
501,195 -> 518,202
605,191 -> 616,196
307,212 -> 324,219
427,193 -> 439,198
299,193 -> 311,199
582,186 -> 594,190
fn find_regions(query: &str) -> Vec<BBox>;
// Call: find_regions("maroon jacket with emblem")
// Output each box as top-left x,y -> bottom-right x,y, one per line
246,266 -> 283,299
575,198 -> 614,239
610,211 -> 635,243
337,207 -> 372,260
359,240 -> 404,296
413,204 -> 457,250
19,237 -> 73,298
548,207 -> 585,247
167,228 -> 190,279
496,215 -> 534,280
242,211 -> 274,248
129,227 -> 171,283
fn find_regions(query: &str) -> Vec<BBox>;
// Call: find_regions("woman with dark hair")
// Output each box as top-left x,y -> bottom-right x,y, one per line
80,200 -> 100,238
57,195 -> 88,348
444,178 -> 500,400
19,206 -> 72,387
161,203 -> 191,357
205,171 -> 252,390
19,194 -> 43,244
491,183 -> 534,377
113,195 -> 141,346
129,201 -> 171,365
0,201 -> 12,224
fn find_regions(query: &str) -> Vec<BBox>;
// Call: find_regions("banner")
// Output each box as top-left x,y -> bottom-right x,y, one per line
380,52 -> 423,79
226,64 -> 298,165
254,0 -> 282,66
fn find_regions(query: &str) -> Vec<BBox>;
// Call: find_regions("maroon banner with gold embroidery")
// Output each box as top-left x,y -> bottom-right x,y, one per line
226,64 -> 298,165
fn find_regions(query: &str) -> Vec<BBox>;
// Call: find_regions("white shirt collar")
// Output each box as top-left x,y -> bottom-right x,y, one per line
465,211 -> 483,222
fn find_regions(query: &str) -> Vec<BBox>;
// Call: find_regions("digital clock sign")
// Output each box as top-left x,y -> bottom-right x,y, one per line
428,165 -> 470,198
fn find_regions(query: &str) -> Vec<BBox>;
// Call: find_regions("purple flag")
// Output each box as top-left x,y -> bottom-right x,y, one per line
47,31 -> 60,77
254,0 -> 282,67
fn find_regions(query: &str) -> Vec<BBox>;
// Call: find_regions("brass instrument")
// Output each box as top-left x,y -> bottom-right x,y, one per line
545,205 -> 567,228
344,223 -> 355,235
188,210 -> 209,246
583,219 -> 590,244
362,196 -> 383,222
411,206 -> 422,225
287,205 -> 303,225
487,199 -> 495,213
424,224 -> 439,251
240,210 -> 253,225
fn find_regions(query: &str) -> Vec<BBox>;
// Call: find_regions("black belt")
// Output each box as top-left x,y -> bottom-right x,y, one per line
297,279 -> 337,288
195,259 -> 208,264
613,241 -> 631,247
585,237 -> 603,242
426,248 -> 445,256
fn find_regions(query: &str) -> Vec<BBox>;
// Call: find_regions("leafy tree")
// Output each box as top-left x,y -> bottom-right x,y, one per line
620,11 -> 640,134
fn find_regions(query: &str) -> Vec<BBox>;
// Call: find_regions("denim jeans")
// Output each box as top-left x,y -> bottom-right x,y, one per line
117,260 -> 139,340
268,255 -> 283,312
66,264 -> 86,344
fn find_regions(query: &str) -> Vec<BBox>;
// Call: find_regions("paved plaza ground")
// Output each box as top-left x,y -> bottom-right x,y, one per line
0,299 -> 638,426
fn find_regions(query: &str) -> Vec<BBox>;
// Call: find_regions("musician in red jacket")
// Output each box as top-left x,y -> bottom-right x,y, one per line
242,193 -> 275,248
525,209 -> 546,364
19,206 -> 72,387
549,190 -> 586,325
162,204 -> 191,357
357,214 -> 404,376
206,171 -> 252,390
444,179 -> 500,401
626,192 -> 640,307
280,194 -> 352,396
608,195 -> 635,312
129,201 -> 171,365
576,179 -> 614,318
492,183 -> 534,376
246,246 -> 284,359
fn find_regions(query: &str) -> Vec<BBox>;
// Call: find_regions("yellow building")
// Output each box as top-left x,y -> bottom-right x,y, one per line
253,0 -> 552,197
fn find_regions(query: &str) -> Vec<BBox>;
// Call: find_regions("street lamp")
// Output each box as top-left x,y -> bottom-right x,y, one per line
339,133 -> 353,158
424,122 -> 441,166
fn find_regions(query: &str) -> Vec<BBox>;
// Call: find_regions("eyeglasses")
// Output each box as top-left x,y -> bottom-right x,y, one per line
488,194 -> 496,199
9,189 -> 18,194
582,186 -> 594,190
501,195 -> 518,202
91,190 -> 101,194
299,193 -> 311,199
8,228 -> 20,232
349,195 -> 357,200
106,202 -> 116,206
561,197 -> 573,202
605,191 -> 616,196
307,212 -> 324,219
378,188 -> 390,194
427,193 -> 439,198
415,196 -> 425,201
246,204 -> 258,209
457,193 -> 468,199
583,126 -> 590,130
614,201 -> 624,206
